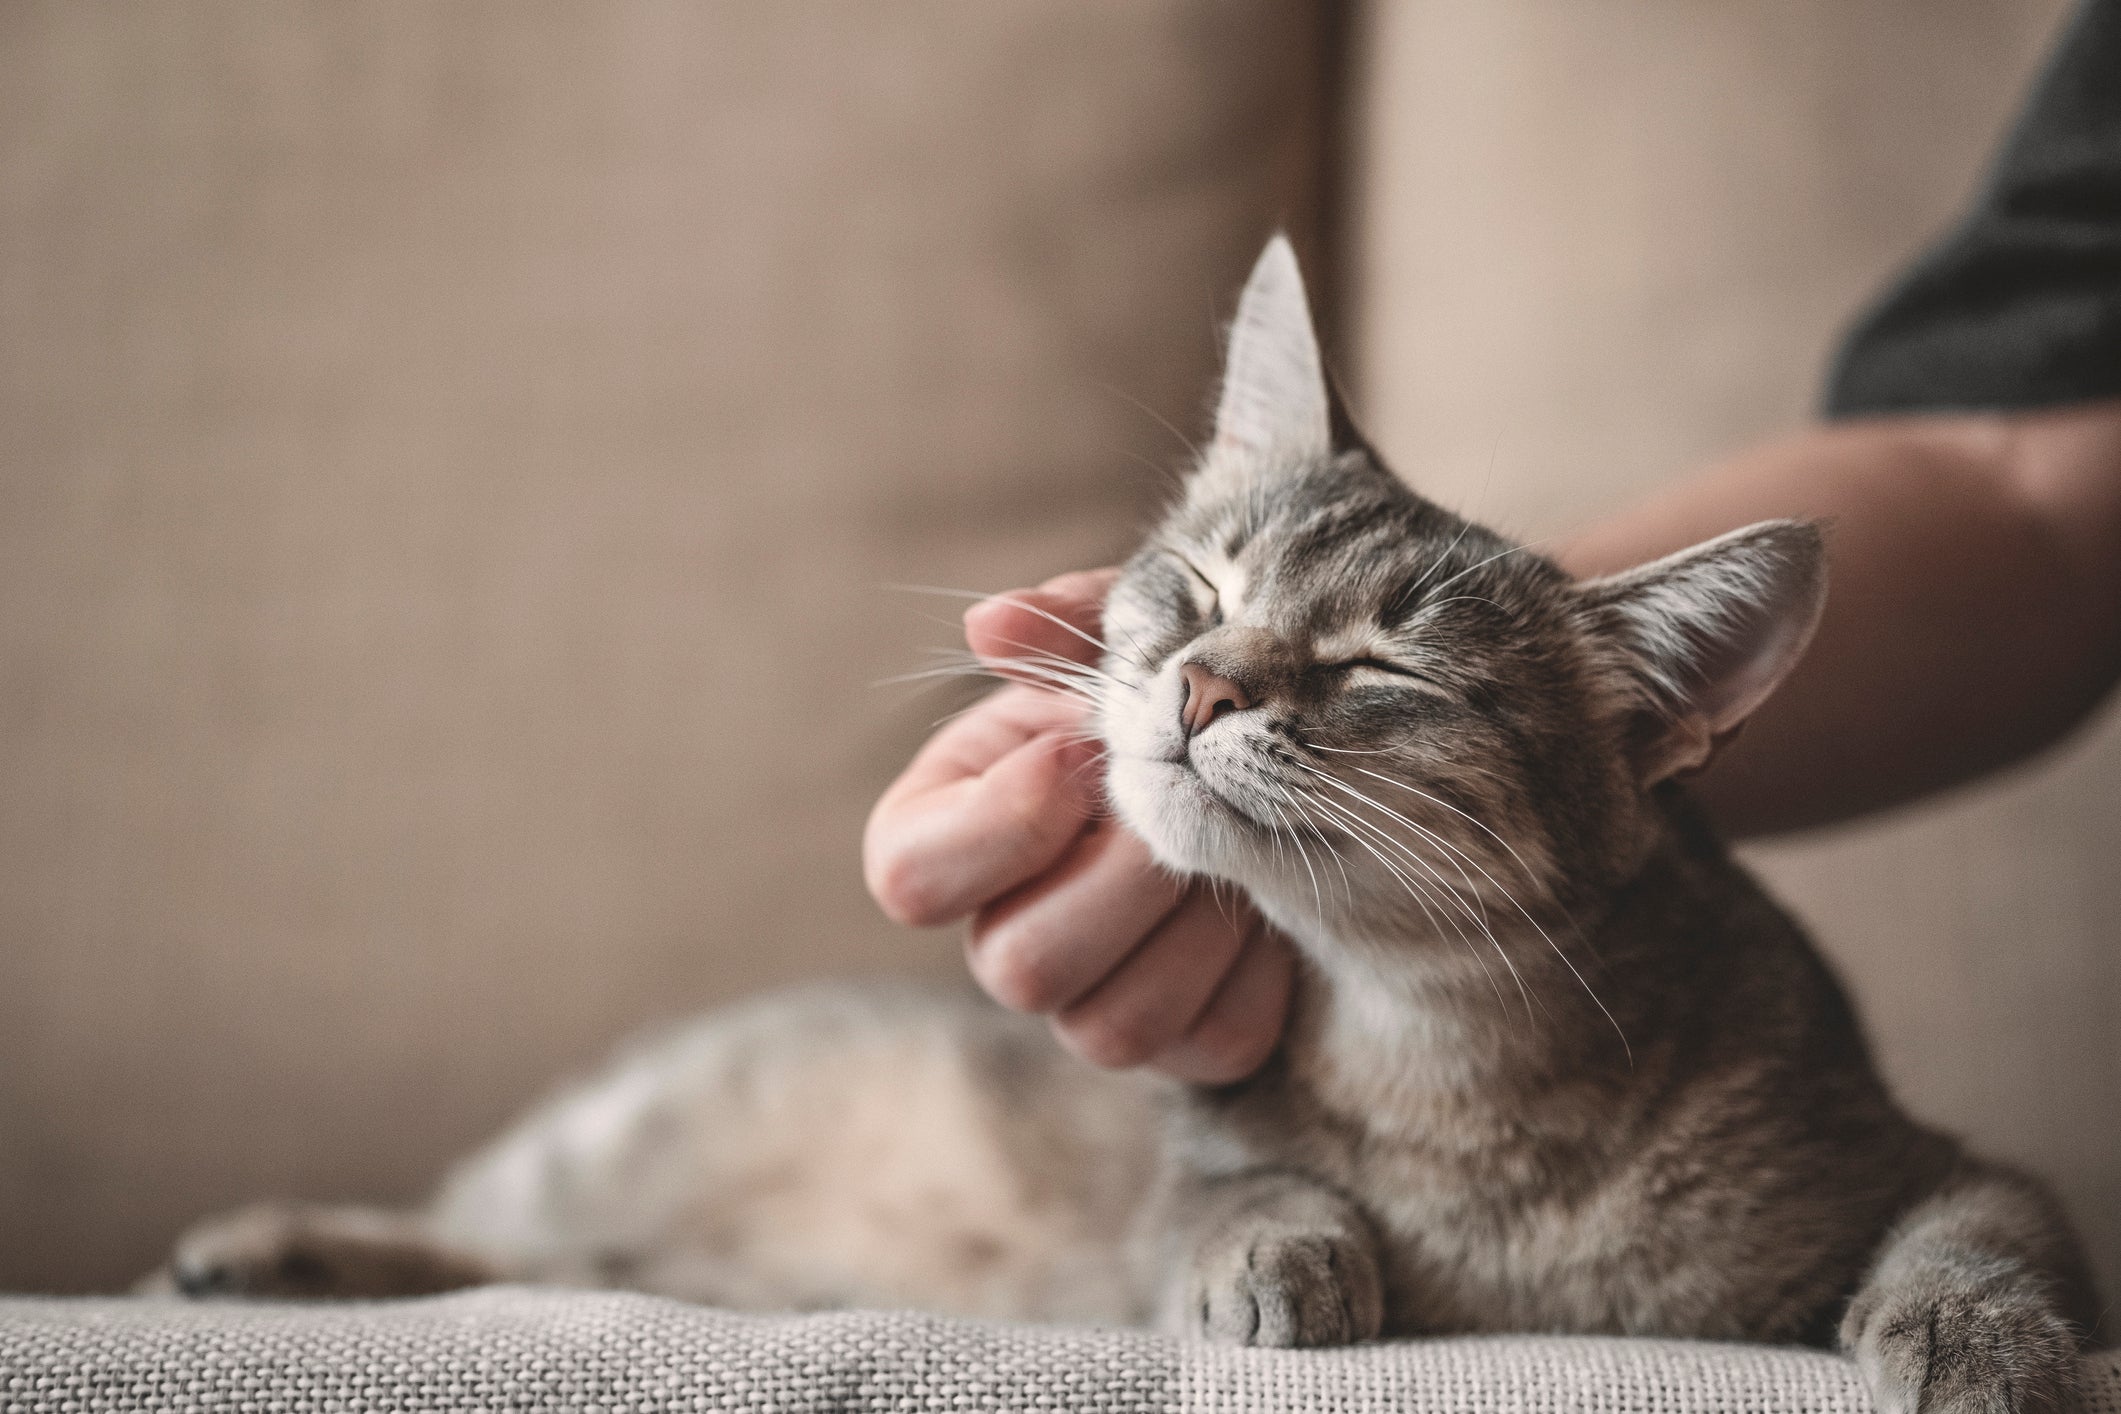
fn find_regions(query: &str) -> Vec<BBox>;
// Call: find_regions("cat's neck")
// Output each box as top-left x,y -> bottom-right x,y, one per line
1285,927 -> 1609,1114
1267,828 -> 1708,1133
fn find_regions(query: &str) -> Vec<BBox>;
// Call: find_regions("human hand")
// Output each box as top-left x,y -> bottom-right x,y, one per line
864,569 -> 1292,1083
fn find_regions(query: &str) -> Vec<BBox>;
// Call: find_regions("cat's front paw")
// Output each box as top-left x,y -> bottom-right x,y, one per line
155,1204 -> 343,1298
1183,1221 -> 1383,1348
1842,1282 -> 2080,1414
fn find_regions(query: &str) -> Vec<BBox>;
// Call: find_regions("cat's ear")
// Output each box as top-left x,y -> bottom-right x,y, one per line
1578,521 -> 1827,786
1213,235 -> 1332,462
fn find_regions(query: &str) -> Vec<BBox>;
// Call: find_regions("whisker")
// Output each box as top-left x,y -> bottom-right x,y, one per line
888,584 -> 1146,670
976,634 -> 1139,692
885,637 -> 1133,708
879,659 -> 1103,708
1411,595 -> 1507,619
1262,794 -> 1328,937
1116,445 -> 1189,493
1289,775 -> 1527,1004
1273,783 -> 1355,907
1342,766 -> 1546,894
1289,762 -> 1497,928
1205,876 -> 1236,932
1391,517 -> 1479,617
1091,377 -> 1204,465
1331,763 -> 1629,1064
1302,738 -> 1421,756
1292,776 -> 1531,1019
1415,536 -> 1561,605
1290,782 -> 1517,1017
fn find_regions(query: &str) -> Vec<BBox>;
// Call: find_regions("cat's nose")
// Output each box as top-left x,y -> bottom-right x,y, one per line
1178,662 -> 1251,737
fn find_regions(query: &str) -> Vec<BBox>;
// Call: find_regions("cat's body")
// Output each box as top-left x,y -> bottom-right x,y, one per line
1179,804 -> 1964,1345
165,982 -> 1164,1320
158,239 -> 2098,1413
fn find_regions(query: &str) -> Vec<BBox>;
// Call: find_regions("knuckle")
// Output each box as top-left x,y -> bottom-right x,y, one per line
972,928 -> 1067,1014
865,850 -> 951,928
991,779 -> 1063,856
1061,1005 -> 1164,1070
1180,1006 -> 1276,1082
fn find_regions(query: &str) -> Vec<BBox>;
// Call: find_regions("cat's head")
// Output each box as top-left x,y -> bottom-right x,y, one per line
1098,237 -> 1824,952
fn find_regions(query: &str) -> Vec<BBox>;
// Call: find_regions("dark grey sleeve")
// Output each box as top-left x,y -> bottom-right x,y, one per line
1825,0 -> 2121,417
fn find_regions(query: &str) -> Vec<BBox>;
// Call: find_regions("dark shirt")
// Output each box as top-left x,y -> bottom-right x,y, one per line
1826,0 -> 2121,416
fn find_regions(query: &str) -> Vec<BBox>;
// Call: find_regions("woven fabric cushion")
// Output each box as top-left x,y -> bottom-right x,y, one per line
5,1290 -> 2120,1413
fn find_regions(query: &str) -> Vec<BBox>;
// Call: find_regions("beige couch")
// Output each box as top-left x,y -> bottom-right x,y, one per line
2,0 -> 2111,1355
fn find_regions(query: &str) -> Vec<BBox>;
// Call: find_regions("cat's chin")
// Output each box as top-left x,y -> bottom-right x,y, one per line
1104,756 -> 1260,879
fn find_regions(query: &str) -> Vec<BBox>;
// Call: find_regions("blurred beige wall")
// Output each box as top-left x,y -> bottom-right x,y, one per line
0,2 -> 1333,1292
1353,0 -> 2117,1297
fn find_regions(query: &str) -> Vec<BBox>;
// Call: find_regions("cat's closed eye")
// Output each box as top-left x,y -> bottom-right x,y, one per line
1324,657 -> 1424,680
1315,657 -> 1447,696
1170,553 -> 1223,628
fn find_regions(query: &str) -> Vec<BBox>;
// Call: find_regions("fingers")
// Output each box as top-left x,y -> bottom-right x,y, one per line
866,570 -> 1122,926
1148,923 -> 1295,1085
1050,887 -> 1250,1070
875,684 -> 1088,809
966,822 -> 1185,1016
964,568 -> 1121,669
875,561 -> 1293,1083
865,686 -> 1102,928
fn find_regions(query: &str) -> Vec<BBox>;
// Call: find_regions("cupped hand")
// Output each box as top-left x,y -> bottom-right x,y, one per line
863,570 -> 1291,1083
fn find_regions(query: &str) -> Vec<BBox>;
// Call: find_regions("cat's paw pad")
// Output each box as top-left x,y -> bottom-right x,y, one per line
1186,1224 -> 1382,1348
1843,1283 -> 2080,1414
163,1205 -> 353,1299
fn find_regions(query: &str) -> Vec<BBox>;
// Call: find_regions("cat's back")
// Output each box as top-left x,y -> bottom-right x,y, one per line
427,978 -> 1168,1322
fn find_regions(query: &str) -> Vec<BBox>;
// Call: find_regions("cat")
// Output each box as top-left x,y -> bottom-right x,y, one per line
152,236 -> 2098,1414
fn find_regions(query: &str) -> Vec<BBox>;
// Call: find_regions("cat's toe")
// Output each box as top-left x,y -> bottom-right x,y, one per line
1845,1283 -> 2080,1414
1188,1225 -> 1382,1348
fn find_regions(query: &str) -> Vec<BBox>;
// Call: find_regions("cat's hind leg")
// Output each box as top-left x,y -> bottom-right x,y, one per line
147,1202 -> 501,1299
1842,1160 -> 2099,1414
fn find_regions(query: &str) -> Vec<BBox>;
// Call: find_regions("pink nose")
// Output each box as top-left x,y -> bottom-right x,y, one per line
1179,662 -> 1251,737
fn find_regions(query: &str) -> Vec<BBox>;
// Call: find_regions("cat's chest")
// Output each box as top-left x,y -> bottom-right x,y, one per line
1342,1126 -> 1631,1333
1203,1048 -> 1679,1335
1198,1063 -> 1828,1340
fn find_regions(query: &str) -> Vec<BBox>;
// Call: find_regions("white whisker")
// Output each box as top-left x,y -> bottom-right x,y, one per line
1290,781 -> 1519,1018
1263,794 -> 1328,937
1291,773 -> 1532,1019
1414,536 -> 1561,605
889,584 -> 1148,670
1331,763 -> 1630,1064
1273,783 -> 1354,907
1391,517 -> 1479,615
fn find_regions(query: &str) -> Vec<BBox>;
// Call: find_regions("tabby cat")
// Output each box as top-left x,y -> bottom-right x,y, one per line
156,238 -> 2097,1414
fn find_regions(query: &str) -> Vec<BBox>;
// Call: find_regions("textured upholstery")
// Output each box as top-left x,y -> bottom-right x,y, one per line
6,1288 -> 2120,1413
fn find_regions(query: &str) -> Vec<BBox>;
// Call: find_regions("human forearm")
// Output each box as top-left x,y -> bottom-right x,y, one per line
1561,401 -> 2121,837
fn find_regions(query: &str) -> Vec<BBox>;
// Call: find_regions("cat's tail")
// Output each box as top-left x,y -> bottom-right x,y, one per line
1841,1158 -> 2100,1414
141,1201 -> 503,1300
